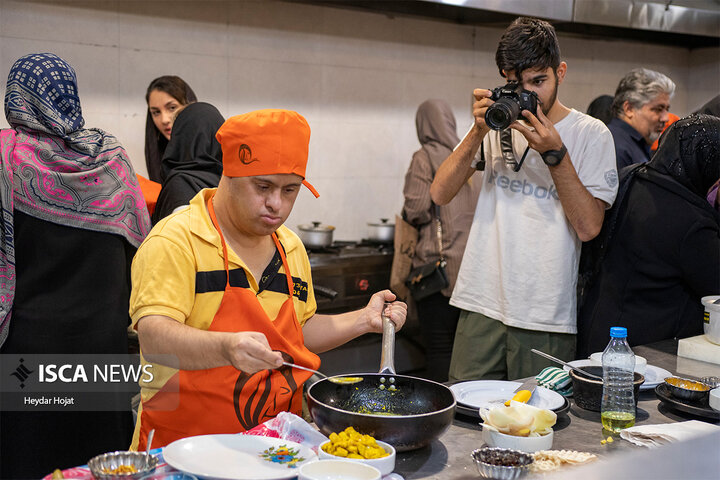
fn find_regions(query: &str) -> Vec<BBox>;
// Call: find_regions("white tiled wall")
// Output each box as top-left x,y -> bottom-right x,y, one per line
1,0 -> 718,240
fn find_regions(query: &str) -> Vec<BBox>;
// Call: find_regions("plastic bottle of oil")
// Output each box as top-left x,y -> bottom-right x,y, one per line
601,327 -> 636,432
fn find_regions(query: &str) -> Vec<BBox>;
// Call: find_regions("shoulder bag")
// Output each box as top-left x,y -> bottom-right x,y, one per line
405,204 -> 449,301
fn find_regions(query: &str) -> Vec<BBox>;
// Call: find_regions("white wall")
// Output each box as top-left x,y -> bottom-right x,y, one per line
1,0 -> 718,240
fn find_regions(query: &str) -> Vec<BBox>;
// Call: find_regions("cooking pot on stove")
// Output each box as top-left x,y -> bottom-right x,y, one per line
298,221 -> 335,249
368,218 -> 395,243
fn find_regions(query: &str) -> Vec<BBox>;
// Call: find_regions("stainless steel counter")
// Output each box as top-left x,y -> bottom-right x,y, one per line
392,339 -> 720,479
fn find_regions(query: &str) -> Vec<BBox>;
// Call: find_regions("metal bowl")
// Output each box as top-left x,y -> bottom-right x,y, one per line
471,446 -> 533,480
88,451 -> 158,480
664,376 -> 711,402
701,376 -> 720,388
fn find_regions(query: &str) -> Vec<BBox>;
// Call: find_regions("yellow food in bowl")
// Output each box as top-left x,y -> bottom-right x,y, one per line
665,377 -> 710,391
321,427 -> 390,459
101,465 -> 138,474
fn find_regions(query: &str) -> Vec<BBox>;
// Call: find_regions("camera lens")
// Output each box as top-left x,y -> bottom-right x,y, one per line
485,97 -> 521,130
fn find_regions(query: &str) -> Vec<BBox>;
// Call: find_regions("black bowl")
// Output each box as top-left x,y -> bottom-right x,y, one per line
569,366 -> 644,412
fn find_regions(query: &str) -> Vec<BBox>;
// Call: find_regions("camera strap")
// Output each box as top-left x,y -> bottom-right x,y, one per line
500,128 -> 517,169
500,128 -> 530,172
476,129 -> 530,173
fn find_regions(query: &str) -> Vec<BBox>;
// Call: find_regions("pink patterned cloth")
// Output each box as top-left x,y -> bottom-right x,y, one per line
0,53 -> 151,347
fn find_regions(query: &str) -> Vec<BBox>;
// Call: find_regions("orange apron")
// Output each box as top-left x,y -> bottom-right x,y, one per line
137,193 -> 320,449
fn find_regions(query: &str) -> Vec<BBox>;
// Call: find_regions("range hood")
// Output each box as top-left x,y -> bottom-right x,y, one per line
288,0 -> 720,48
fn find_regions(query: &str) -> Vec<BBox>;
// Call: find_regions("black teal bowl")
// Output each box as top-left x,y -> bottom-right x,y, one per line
569,366 -> 644,412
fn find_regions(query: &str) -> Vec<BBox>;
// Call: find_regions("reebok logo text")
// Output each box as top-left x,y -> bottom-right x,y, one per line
487,172 -> 559,200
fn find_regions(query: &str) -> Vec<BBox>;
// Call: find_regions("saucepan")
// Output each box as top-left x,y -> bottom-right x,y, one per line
307,310 -> 456,451
367,218 -> 395,243
298,221 -> 335,249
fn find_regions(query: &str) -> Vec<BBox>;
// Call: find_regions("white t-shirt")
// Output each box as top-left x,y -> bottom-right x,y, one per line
450,109 -> 618,333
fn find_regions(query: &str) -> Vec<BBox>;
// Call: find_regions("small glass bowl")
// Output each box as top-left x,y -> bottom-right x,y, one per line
471,446 -> 534,479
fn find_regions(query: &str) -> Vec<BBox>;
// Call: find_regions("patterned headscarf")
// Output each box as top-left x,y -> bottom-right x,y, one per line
0,53 -> 151,347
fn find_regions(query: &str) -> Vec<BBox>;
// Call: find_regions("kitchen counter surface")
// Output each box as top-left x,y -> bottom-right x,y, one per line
393,339 -> 720,479
51,340 -> 720,480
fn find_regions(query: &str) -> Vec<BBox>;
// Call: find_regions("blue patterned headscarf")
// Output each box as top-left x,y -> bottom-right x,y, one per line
0,53 -> 152,347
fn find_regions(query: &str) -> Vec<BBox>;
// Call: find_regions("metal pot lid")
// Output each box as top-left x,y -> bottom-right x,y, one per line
368,218 -> 394,227
298,221 -> 335,232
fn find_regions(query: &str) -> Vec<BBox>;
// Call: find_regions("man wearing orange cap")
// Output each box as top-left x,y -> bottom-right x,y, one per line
128,109 -> 407,450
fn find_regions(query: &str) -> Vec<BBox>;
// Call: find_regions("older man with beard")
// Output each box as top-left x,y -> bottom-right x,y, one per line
608,68 -> 676,170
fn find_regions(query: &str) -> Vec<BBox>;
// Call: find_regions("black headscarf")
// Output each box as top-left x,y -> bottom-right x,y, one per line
152,102 -> 224,224
645,113 -> 720,203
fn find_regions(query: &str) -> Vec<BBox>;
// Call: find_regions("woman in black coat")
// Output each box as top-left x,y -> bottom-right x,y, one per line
577,114 -> 720,357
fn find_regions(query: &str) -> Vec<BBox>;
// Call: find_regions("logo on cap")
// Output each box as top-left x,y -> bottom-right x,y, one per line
238,144 -> 259,165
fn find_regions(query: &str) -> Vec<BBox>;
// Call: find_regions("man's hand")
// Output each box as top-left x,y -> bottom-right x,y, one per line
363,290 -> 407,333
222,331 -> 283,374
510,107 -> 563,155
472,89 -> 494,132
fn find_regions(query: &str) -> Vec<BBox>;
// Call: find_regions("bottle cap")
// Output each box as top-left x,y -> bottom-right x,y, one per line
610,327 -> 627,338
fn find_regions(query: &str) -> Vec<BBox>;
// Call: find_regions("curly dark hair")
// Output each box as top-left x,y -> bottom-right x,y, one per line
495,17 -> 561,78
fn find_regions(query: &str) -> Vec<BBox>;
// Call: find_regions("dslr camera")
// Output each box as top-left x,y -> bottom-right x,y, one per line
485,83 -> 540,130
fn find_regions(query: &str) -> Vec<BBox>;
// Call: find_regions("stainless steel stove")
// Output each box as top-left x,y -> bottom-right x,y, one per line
308,240 -> 425,376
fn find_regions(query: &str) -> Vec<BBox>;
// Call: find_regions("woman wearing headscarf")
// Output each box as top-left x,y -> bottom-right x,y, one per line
144,75 -> 197,183
0,53 -> 151,478
151,102 -> 224,224
402,99 -> 481,382
577,114 -> 720,358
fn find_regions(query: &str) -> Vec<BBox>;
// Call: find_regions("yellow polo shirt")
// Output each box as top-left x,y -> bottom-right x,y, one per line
129,188 -> 316,449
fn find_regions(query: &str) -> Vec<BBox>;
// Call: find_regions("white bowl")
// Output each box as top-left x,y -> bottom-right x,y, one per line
589,352 -> 647,375
709,387 -> 720,412
298,459 -> 381,480
481,428 -> 554,453
318,440 -> 395,476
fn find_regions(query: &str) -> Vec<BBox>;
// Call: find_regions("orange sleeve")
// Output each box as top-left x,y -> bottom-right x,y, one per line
136,174 -> 162,216
651,113 -> 680,152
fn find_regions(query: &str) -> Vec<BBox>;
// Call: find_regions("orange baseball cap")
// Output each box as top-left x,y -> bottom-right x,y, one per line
216,109 -> 319,197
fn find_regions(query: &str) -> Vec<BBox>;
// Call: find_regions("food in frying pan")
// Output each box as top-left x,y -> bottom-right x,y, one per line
321,427 -> 390,459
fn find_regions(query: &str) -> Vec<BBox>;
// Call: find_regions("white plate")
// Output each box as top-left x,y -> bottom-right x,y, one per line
563,360 -> 673,391
163,434 -> 317,480
449,380 -> 565,411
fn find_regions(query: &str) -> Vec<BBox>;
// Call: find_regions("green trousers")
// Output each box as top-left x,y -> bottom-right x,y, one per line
448,310 -> 576,381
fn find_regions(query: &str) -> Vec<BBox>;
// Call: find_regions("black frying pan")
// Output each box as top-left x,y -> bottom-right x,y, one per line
307,313 -> 456,451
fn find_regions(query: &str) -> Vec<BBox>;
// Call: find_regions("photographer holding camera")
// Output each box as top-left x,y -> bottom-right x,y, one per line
430,17 -> 618,381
